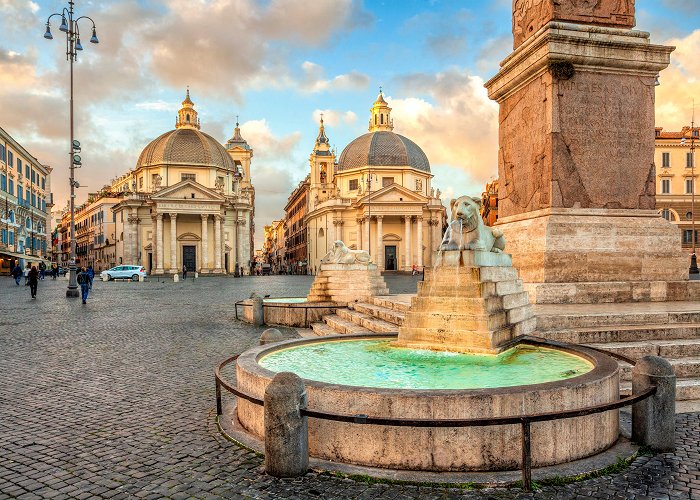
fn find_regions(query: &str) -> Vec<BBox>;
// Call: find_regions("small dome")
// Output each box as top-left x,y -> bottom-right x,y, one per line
337,131 -> 430,172
136,128 -> 235,170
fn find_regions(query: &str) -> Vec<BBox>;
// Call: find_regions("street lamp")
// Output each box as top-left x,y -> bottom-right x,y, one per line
43,1 -> 99,298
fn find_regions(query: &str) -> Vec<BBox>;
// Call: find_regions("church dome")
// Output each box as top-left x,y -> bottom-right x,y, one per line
337,131 -> 430,172
135,127 -> 235,170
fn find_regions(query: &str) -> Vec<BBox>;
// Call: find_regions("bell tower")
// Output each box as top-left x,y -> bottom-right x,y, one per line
368,88 -> 393,132
225,117 -> 254,188
309,116 -> 336,211
175,87 -> 200,130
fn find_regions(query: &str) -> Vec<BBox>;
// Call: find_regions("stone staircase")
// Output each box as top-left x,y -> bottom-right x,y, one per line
311,295 -> 700,405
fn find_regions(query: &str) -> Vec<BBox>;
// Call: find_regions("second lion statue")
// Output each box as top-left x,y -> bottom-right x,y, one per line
321,240 -> 372,265
439,196 -> 506,253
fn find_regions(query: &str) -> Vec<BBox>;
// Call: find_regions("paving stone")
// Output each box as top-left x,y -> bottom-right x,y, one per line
0,276 -> 699,498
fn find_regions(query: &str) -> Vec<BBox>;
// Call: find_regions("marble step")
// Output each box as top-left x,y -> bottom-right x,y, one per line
537,310 -> 700,331
542,323 -> 700,344
336,308 -> 398,333
620,378 -> 700,402
310,322 -> 336,336
323,314 -> 373,335
618,358 -> 700,381
369,295 -> 411,313
586,339 -> 700,361
351,302 -> 405,326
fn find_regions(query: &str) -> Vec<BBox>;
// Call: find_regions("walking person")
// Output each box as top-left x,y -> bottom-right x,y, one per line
39,261 -> 46,280
77,266 -> 90,304
11,263 -> 22,285
23,264 -> 30,285
28,265 -> 39,299
182,263 -> 188,280
87,265 -> 95,290
51,263 -> 58,280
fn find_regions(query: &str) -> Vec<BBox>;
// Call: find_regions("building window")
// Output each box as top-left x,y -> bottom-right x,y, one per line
319,228 -> 324,237
42,177 -> 45,190
662,152 -> 670,168
688,153 -> 695,168
8,179 -> 13,196
0,144 -> 4,162
687,211 -> 693,220
382,177 -> 394,187
660,209 -> 671,221
0,174 -> 5,192
349,179 -> 358,191
684,230 -> 698,244
8,151 -> 13,168
139,177 -> 143,189
695,129 -> 699,138
687,178 -> 695,194
25,164 -> 29,178
661,178 -> 671,194
181,173 -> 196,182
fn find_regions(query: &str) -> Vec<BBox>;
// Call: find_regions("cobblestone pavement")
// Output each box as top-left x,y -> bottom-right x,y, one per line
1,276 -> 699,499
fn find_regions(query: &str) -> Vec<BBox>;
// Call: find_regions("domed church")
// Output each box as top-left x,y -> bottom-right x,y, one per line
305,90 -> 446,272
110,90 -> 255,275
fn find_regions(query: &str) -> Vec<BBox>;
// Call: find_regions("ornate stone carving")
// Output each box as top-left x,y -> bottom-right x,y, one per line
321,240 -> 372,265
512,0 -> 635,49
214,177 -> 224,192
439,196 -> 506,253
127,214 -> 140,224
153,174 -> 162,191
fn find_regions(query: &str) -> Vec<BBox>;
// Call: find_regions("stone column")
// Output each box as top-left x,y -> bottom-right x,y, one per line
201,214 -> 209,272
214,214 -> 222,273
128,213 -> 140,265
169,213 -> 178,273
403,215 -> 412,271
363,215 -> 371,254
375,216 -> 384,270
150,214 -> 157,272
337,220 -> 344,243
332,220 -> 339,243
416,215 -> 423,268
156,214 -> 164,274
357,218 -> 363,250
238,216 -> 247,274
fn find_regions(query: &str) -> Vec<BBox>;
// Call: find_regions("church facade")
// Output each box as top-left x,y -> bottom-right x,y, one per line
305,91 -> 446,272
108,91 -> 255,275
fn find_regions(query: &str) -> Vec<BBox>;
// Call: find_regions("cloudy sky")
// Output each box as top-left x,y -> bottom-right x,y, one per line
2,0 -> 700,248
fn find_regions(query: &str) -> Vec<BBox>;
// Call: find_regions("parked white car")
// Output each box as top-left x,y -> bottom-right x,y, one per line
101,265 -> 147,281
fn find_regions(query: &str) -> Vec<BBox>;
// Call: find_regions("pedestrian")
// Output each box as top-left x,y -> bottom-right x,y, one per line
87,265 -> 95,290
24,264 -> 30,285
28,265 -> 39,299
38,261 -> 46,280
182,263 -> 188,280
412,264 -> 418,276
51,263 -> 58,280
77,266 -> 90,304
11,263 -> 22,285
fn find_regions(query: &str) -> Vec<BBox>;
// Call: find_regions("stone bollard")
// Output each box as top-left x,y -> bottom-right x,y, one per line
173,274 -> 179,283
632,355 -> 676,452
102,274 -> 108,282
260,328 -> 285,345
139,275 -> 144,282
264,372 -> 308,477
252,296 -> 264,327
195,272 -> 199,279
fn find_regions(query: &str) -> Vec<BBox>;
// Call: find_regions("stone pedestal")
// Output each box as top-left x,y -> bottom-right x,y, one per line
396,250 -> 535,354
306,263 -> 390,304
485,14 -> 681,305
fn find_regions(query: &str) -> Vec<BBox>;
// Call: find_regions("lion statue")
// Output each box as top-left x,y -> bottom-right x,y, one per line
439,196 -> 506,253
321,240 -> 372,265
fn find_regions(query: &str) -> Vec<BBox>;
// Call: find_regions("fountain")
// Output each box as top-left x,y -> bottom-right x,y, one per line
230,193 -> 621,472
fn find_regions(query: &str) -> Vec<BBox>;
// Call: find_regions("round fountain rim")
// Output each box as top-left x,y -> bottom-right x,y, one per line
237,332 -> 619,395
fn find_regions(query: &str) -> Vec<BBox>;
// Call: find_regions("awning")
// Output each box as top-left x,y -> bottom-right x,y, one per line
0,249 -> 51,265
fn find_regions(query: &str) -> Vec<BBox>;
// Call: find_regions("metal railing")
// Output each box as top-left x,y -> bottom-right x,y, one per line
233,299 -> 347,328
214,339 -> 657,491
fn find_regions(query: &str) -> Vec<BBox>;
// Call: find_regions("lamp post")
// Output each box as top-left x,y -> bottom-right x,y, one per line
690,113 -> 699,274
43,1 -> 99,297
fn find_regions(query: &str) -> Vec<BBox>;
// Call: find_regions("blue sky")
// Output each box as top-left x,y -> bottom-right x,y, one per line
1,0 -> 700,247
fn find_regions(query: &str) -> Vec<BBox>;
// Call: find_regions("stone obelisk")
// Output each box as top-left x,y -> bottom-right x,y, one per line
484,0 -> 688,304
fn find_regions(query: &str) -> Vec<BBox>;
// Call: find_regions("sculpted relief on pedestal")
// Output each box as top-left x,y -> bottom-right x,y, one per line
512,0 -> 635,48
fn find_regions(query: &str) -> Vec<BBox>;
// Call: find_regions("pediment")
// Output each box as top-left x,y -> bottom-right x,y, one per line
143,243 -> 153,251
382,233 -> 402,242
177,232 -> 201,241
151,179 -> 225,202
357,183 -> 427,205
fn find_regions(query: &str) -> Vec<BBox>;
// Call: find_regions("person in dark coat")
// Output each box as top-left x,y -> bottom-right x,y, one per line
28,266 -> 39,299
77,267 -> 90,304
11,264 -> 22,285
182,264 -> 188,280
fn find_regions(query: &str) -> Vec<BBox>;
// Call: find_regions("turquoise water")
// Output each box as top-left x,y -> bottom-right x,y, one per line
264,297 -> 307,303
259,340 -> 593,389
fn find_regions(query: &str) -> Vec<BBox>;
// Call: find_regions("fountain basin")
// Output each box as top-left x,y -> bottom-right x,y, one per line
239,298 -> 337,327
235,333 -> 620,472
